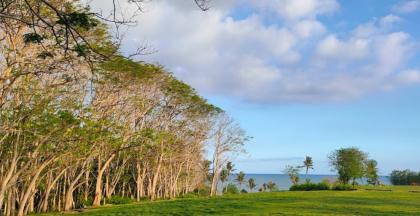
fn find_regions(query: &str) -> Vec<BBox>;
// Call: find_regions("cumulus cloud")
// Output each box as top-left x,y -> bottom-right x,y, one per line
393,0 -> 420,13
89,0 -> 419,103
253,0 -> 339,20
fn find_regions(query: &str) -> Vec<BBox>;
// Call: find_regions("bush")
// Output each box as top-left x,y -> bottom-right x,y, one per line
192,185 -> 211,197
240,189 -> 248,193
223,183 -> 240,195
390,170 -> 420,185
332,183 -> 354,191
75,197 -> 93,209
105,196 -> 133,205
289,182 -> 330,191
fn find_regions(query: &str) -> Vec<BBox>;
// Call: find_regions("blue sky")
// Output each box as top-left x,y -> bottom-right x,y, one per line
91,0 -> 420,174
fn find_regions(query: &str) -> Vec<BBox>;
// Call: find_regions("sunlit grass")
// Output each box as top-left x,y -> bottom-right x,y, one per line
39,186 -> 420,216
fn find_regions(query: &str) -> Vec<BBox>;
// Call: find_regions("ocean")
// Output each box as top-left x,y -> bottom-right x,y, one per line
223,174 -> 391,191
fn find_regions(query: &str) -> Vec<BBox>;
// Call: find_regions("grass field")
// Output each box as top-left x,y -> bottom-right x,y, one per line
40,186 -> 420,216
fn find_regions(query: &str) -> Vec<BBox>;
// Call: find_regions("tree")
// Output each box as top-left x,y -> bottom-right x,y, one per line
235,171 -> 246,188
302,156 -> 314,178
220,169 -> 229,193
0,0 -> 239,215
329,147 -> 368,185
226,162 -> 235,178
365,160 -> 379,185
266,181 -> 277,192
284,166 -> 300,185
248,178 -> 256,192
209,113 -> 249,196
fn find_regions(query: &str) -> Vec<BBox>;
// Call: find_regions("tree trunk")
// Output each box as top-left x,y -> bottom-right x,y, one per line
93,154 -> 115,207
64,169 -> 85,211
0,155 -> 18,213
17,159 -> 53,216
150,154 -> 163,201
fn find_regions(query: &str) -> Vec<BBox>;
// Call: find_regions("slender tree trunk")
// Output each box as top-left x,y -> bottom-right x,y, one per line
0,154 -> 18,213
40,169 -> 66,212
64,169 -> 85,211
17,159 -> 53,216
150,154 -> 163,201
93,154 -> 115,207
84,171 -> 90,201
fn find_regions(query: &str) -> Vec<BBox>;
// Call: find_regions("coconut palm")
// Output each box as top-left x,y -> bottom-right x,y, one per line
248,178 -> 256,192
262,183 -> 267,192
235,171 -> 246,188
220,169 -> 229,193
302,156 -> 314,177
226,161 -> 235,176
266,181 -> 277,192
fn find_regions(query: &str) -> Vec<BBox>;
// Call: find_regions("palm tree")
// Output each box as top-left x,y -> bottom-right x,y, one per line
226,161 -> 235,177
302,156 -> 314,178
220,169 -> 229,193
266,181 -> 277,192
284,165 -> 300,185
235,171 -> 246,188
248,178 -> 256,192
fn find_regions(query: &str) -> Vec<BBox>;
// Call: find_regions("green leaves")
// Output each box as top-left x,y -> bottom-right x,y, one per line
23,33 -> 44,44
56,12 -> 99,30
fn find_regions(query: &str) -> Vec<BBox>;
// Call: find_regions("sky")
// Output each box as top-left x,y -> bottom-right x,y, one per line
89,0 -> 420,175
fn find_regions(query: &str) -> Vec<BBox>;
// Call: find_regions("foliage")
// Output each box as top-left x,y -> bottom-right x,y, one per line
284,165 -> 301,185
235,171 -> 246,186
266,181 -> 278,192
301,156 -> 314,176
366,160 -> 380,185
390,170 -> 420,185
329,147 -> 368,184
105,196 -> 133,205
223,183 -> 240,195
332,183 -> 355,191
248,178 -> 256,192
290,182 -> 330,191
192,186 -> 211,197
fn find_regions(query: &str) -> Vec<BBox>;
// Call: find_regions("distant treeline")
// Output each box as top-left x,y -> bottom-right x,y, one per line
390,170 -> 420,185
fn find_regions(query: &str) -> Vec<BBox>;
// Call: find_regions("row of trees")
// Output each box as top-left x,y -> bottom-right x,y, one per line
390,170 -> 420,186
0,1 -> 247,216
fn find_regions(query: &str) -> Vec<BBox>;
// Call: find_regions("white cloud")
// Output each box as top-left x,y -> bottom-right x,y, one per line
293,20 -> 326,38
393,0 -> 420,13
396,69 -> 420,84
89,0 -> 420,103
379,14 -> 402,27
253,0 -> 339,20
316,35 -> 369,61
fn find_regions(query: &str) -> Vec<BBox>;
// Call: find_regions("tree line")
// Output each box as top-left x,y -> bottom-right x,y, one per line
0,1 -> 247,216
390,170 -> 420,186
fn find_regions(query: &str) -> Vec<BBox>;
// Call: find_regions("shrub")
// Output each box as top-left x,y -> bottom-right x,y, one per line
241,189 -> 248,193
332,183 -> 354,191
390,170 -> 420,185
105,196 -> 133,205
223,183 -> 240,194
316,181 -> 330,190
75,197 -> 93,209
192,185 -> 211,196
289,182 -> 330,191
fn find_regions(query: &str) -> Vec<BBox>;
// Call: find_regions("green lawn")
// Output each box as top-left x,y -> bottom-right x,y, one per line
41,186 -> 420,216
